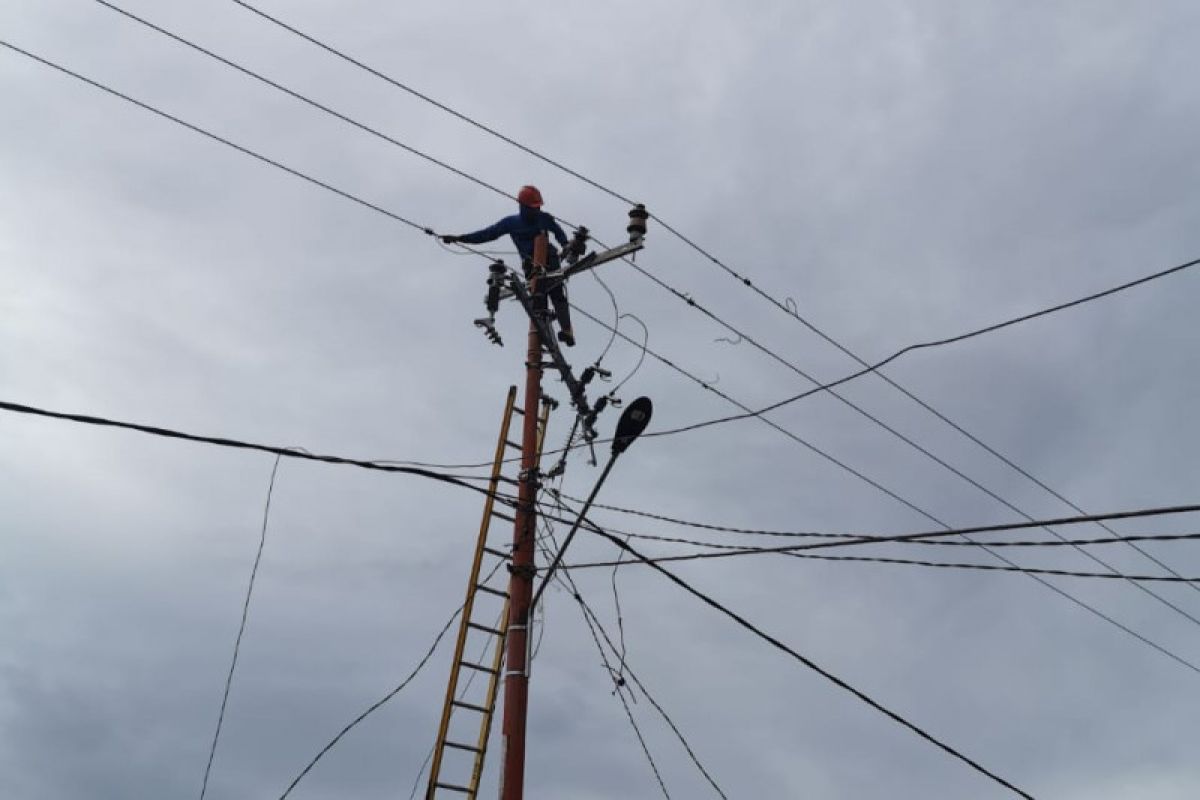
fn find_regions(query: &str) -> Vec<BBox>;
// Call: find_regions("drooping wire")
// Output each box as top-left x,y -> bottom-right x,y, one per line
611,313 -> 650,395
589,253 -> 1200,627
276,606 -> 461,799
279,559 -> 505,799
199,454 -> 281,800
591,269 -> 621,364
535,498 -> 670,798
562,572 -> 729,799
551,495 -> 1200,676
89,0 -> 1200,605
218,0 -> 1200,599
571,547 -> 1200,583
0,398 -> 518,502
544,490 -> 631,688
585,530 -> 1035,799
10,37 -> 1196,675
406,605 -> 507,800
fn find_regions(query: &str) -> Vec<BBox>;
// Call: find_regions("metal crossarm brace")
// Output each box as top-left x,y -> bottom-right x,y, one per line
505,273 -> 595,436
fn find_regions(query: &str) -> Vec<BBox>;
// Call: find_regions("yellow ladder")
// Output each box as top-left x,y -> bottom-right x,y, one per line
426,386 -> 551,798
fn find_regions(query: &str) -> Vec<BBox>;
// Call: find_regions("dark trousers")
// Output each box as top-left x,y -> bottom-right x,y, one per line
523,257 -> 573,333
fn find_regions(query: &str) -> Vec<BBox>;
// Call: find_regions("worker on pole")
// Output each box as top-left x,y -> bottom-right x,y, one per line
442,185 -> 576,346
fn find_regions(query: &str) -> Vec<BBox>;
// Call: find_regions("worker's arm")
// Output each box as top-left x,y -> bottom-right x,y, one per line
450,218 -> 513,245
547,216 -> 569,247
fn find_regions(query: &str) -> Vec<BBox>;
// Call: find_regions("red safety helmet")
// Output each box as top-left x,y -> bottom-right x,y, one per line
517,185 -> 544,208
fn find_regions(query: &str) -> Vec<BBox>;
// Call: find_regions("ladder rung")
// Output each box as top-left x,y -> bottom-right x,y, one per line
459,660 -> 499,676
504,439 -> 522,451
434,782 -> 472,793
444,739 -> 484,753
490,510 -> 515,523
483,546 -> 510,559
475,584 -> 509,599
451,699 -> 492,715
467,621 -> 505,637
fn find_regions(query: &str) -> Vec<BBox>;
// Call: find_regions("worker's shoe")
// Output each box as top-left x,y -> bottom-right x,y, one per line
557,329 -> 576,347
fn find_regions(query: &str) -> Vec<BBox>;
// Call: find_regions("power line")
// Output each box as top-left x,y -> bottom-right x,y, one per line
630,253 -> 1200,442
570,547 -> 1200,584
199,454 -> 281,800
0,40 -> 438,232
537,497 -> 728,798
556,516 -> 1200,554
215,0 -> 1200,603
212,0 -> 1200,601
106,0 -> 1194,566
615,252 -> 1200,624
564,504 -> 1200,564
566,581 -> 729,799
91,1 -> 515,207
277,559 -> 505,799
581,528 -> 1036,798
275,602 -> 463,799
566,307 -> 1200,674
556,492 -> 1200,550
0,398 -> 511,500
536,511 -> 672,799
8,39 -> 1192,675
226,0 -> 639,207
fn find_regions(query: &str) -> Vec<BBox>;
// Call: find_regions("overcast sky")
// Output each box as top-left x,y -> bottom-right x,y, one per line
4,1 -> 1200,798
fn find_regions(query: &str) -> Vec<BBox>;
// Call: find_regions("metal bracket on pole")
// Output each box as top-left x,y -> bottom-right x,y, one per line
506,274 -> 597,439
497,206 -> 648,302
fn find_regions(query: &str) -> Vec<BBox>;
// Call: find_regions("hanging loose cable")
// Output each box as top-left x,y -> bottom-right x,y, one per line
278,560 -> 504,800
611,313 -> 650,395
536,504 -> 671,799
586,530 -> 1036,798
591,270 -> 622,364
199,454 -> 281,800
10,35 -> 1198,678
564,574 -> 729,799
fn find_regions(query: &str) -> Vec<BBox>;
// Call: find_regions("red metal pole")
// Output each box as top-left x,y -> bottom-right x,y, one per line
500,234 -> 548,800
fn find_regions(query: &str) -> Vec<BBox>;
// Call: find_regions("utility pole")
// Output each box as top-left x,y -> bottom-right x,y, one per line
499,233 -> 549,800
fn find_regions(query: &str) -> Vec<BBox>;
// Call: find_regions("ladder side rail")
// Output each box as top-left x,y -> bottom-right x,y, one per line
466,400 -> 553,795
427,386 -> 519,797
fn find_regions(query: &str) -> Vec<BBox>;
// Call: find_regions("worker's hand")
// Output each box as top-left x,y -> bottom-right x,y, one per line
441,234 -> 460,244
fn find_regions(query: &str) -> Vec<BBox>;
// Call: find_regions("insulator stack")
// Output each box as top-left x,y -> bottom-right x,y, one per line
485,261 -> 506,314
627,204 -> 649,243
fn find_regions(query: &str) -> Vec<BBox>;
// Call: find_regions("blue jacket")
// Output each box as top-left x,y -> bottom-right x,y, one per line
458,206 -> 568,261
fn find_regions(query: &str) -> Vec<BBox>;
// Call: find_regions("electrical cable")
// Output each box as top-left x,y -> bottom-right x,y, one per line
0,398 -> 519,502
583,529 -> 1035,798
0,40 -> 448,234
576,584 -> 672,800
571,548 -> 1200,583
9,38 -> 1193,673
591,269 -> 622,364
560,497 -> 1200,675
610,254 -> 1200,628
535,504 -> 671,799
602,525 -> 1200,554
276,601 -> 464,800
554,492 -> 1200,550
198,454 -> 281,800
227,0 -> 638,208
406,605 -> 507,800
611,313 -> 650,396
562,504 -> 1200,563
210,0 -> 1200,596
560,572 -> 729,799
563,308 -> 1200,673
543,492 -> 632,689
